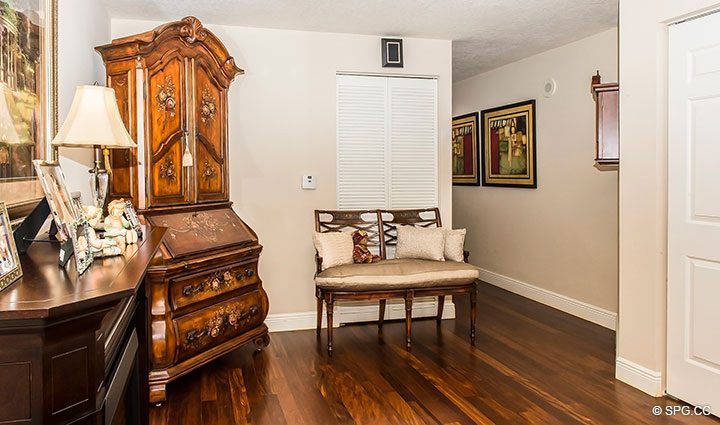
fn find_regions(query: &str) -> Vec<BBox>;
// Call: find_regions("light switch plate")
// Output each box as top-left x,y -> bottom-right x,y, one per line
302,174 -> 316,190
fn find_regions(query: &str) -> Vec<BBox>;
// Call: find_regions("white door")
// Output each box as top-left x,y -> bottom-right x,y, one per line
667,11 -> 720,415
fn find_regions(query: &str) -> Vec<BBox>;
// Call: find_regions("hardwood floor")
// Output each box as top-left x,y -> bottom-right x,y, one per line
150,283 -> 719,424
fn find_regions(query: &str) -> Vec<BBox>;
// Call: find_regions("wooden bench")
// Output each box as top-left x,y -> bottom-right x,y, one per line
314,208 -> 479,355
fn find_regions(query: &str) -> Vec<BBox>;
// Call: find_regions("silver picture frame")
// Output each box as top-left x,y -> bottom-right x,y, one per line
68,218 -> 93,274
32,160 -> 78,240
0,202 -> 22,291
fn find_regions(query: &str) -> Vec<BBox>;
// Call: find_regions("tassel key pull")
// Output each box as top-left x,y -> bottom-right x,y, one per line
182,131 -> 193,167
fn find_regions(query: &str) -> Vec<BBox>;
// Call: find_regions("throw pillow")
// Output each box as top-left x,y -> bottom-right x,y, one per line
352,229 -> 381,263
313,231 -> 354,271
443,228 -> 467,262
395,225 -> 445,261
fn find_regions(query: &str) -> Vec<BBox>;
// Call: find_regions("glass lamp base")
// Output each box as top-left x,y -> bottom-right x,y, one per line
90,169 -> 109,209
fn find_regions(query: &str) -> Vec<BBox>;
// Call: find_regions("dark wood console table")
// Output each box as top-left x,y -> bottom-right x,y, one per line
0,226 -> 165,425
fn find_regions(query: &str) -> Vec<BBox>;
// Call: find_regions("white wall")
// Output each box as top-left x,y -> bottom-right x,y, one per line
111,19 -> 453,316
453,30 -> 618,315
57,0 -> 111,203
617,0 -> 720,396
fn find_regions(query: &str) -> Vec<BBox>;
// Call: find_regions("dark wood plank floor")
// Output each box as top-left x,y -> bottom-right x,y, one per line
150,283 -> 720,424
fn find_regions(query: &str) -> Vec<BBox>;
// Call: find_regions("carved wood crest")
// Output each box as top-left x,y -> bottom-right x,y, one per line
180,16 -> 208,43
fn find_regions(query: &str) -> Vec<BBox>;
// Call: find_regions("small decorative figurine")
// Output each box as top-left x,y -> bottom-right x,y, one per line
104,199 -> 139,249
81,206 -> 122,257
352,229 -> 382,264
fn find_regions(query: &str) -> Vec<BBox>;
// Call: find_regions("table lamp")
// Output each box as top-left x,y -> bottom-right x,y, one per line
52,85 -> 136,208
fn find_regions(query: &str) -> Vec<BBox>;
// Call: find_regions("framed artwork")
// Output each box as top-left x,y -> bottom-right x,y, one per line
452,112 -> 479,185
0,0 -> 58,222
481,100 -> 537,188
0,202 -> 22,291
68,218 -> 93,274
32,160 -> 78,240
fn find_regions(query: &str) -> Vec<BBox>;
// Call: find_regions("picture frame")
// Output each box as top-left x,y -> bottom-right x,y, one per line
381,38 -> 403,68
452,112 -> 480,185
68,218 -> 93,274
32,160 -> 78,240
0,202 -> 22,291
123,200 -> 142,235
481,100 -> 537,188
0,0 -> 59,223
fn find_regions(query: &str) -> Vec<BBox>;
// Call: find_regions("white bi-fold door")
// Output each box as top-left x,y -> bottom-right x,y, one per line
667,10 -> 720,416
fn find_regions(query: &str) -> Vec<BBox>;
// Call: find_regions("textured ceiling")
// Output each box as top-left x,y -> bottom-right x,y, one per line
101,0 -> 618,81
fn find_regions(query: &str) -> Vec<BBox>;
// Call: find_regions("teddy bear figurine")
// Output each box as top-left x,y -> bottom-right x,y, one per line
104,199 -> 138,249
352,229 -> 382,264
82,205 -> 123,257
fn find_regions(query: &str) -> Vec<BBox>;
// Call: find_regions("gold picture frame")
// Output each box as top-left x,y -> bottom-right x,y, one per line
481,100 -> 537,188
452,112 -> 480,185
0,0 -> 58,223
0,202 -> 22,291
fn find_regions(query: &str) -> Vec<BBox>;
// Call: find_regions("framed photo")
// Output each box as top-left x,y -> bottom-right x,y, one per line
123,200 -> 141,232
481,100 -> 537,188
0,0 -> 58,222
381,38 -> 403,68
32,160 -> 78,240
0,202 -> 22,291
68,218 -> 93,274
452,112 -> 480,185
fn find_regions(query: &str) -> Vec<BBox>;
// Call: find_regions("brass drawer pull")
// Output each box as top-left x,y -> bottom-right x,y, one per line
183,303 -> 260,348
181,264 -> 256,297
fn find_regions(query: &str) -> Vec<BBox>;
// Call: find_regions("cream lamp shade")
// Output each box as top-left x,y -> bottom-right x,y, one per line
52,85 -> 136,149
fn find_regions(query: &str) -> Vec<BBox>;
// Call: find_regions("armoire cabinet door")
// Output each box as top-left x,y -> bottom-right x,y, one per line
146,53 -> 190,207
194,60 -> 228,202
106,66 -> 137,201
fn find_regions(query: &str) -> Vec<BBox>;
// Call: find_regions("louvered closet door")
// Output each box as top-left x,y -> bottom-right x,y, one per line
337,75 -> 388,209
336,75 -> 438,210
388,77 -> 438,208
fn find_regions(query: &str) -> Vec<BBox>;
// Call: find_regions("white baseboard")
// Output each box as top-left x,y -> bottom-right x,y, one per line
265,298 -> 455,333
478,268 -> 617,330
616,357 -> 664,396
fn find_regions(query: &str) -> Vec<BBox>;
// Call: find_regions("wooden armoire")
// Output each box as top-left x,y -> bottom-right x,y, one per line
95,17 -> 269,403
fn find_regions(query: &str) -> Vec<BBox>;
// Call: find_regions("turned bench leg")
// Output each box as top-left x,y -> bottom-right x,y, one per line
326,293 -> 334,356
405,290 -> 414,351
470,285 -> 477,346
316,289 -> 323,337
437,295 -> 445,325
378,299 -> 386,332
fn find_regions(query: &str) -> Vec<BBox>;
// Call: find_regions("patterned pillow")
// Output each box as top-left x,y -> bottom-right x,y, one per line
444,228 -> 466,262
352,229 -> 382,263
395,226 -> 445,261
313,231 -> 354,271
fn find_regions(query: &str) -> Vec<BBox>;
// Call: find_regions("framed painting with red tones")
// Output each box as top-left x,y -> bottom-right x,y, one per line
481,100 -> 537,188
452,112 -> 479,185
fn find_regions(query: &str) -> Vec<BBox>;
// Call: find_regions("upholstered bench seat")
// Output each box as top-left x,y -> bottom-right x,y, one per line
316,259 -> 480,291
314,208 -> 478,355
